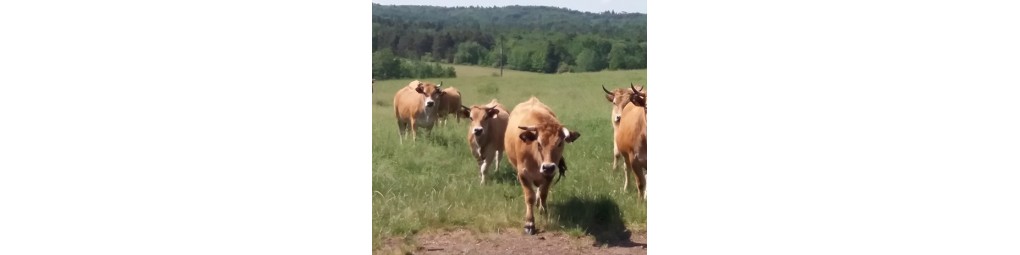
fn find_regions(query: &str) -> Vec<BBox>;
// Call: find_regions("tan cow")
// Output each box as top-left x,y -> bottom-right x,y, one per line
458,99 -> 509,184
504,96 -> 581,235
393,80 -> 445,144
437,87 -> 463,126
614,84 -> 647,200
603,84 -> 644,190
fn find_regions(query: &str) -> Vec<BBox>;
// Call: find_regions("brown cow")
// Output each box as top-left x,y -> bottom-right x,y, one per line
393,80 -> 445,144
603,84 -> 644,190
614,84 -> 647,200
437,87 -> 463,126
504,96 -> 581,235
458,99 -> 509,184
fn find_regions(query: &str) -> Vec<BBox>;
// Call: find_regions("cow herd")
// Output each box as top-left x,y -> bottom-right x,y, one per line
390,79 -> 647,235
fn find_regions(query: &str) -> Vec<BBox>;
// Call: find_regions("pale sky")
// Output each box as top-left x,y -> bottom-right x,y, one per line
372,0 -> 646,14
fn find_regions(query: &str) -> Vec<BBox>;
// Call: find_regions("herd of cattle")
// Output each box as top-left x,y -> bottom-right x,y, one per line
389,79 -> 647,235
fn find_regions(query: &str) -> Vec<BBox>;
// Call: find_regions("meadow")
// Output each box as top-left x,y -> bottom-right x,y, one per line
372,64 -> 647,250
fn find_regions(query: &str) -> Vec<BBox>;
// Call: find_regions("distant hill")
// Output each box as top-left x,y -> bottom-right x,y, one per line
372,4 -> 646,77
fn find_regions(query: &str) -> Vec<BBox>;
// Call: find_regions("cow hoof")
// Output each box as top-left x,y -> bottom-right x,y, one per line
524,226 -> 536,235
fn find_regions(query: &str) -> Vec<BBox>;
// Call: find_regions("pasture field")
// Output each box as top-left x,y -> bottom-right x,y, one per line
372,64 -> 647,251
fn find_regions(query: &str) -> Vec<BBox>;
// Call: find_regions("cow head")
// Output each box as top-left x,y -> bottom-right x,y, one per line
517,124 -> 581,175
415,81 -> 445,108
603,84 -> 643,125
464,104 -> 502,136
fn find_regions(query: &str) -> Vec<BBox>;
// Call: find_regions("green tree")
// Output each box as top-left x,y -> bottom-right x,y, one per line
372,49 -> 402,79
608,42 -> 626,70
574,49 -> 605,72
453,41 -> 487,65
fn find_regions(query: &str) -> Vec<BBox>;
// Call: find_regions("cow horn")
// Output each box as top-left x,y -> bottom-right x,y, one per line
631,83 -> 641,93
602,85 -> 612,95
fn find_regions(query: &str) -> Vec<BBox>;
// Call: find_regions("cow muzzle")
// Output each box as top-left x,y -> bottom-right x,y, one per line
614,115 -> 621,123
540,163 -> 556,174
426,101 -> 435,107
472,127 -> 483,135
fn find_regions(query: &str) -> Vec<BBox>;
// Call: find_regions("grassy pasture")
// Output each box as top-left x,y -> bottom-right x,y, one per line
372,64 -> 647,250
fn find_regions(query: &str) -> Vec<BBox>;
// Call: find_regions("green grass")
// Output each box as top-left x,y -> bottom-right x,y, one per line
372,64 -> 647,249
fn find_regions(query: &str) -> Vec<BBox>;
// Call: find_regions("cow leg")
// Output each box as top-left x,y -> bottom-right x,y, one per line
493,150 -> 502,173
408,119 -> 417,142
537,178 -> 551,214
479,159 -> 488,184
623,160 -> 630,191
519,175 -> 537,235
612,141 -> 620,170
396,121 -> 407,145
630,156 -> 647,200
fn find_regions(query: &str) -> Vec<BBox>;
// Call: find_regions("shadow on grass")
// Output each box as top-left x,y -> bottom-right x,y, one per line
551,197 -> 645,248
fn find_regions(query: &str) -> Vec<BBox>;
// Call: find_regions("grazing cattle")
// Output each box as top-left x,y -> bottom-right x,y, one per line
504,96 -> 581,235
437,87 -> 463,126
458,99 -> 509,184
393,80 -> 445,144
602,84 -> 644,190
614,84 -> 648,199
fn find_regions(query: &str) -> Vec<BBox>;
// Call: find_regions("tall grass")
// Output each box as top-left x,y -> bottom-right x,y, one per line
372,64 -> 647,249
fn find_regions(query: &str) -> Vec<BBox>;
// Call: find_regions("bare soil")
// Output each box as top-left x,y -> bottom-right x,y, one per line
377,229 -> 646,255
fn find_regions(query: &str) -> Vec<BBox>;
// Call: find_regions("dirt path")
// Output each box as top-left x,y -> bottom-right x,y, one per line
379,229 -> 646,255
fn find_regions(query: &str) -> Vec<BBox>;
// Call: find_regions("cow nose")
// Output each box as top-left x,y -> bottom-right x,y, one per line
615,115 -> 621,123
473,127 -> 483,135
541,163 -> 556,173
426,101 -> 434,107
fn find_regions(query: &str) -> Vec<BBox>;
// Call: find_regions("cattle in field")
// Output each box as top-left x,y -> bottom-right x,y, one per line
458,99 -> 509,184
392,80 -> 445,144
503,96 -> 581,235
614,84 -> 647,199
437,87 -> 463,126
603,84 -> 644,189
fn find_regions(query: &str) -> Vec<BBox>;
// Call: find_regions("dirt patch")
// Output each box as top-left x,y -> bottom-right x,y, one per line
390,229 -> 646,255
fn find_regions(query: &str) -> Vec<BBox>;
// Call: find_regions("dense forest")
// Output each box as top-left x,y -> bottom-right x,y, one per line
372,4 -> 647,79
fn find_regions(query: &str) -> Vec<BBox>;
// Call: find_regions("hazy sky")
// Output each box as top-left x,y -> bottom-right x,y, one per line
372,0 -> 646,14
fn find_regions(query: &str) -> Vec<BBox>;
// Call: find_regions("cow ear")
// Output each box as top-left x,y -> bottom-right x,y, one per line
519,131 -> 538,142
415,84 -> 424,94
564,128 -> 581,143
486,107 -> 499,118
459,106 -> 471,118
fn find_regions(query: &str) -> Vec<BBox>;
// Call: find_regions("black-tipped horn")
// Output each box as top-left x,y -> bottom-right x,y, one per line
631,83 -> 641,94
602,84 -> 612,95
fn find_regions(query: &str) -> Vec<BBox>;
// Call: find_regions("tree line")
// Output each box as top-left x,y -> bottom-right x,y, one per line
372,4 -> 647,78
